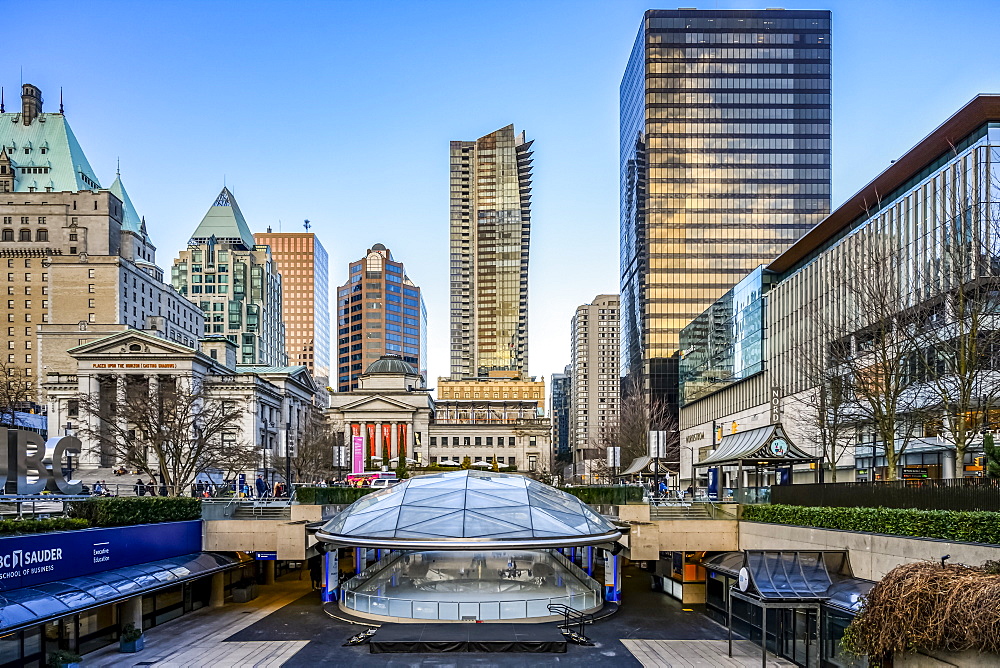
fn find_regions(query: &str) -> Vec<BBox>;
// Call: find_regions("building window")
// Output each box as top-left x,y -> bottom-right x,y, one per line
18,229 -> 30,242
1,229 -> 11,241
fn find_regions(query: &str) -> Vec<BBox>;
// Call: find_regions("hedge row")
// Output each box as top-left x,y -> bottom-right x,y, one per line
0,518 -> 89,535
296,487 -> 375,505
559,486 -> 645,506
67,497 -> 202,527
743,504 -> 1000,545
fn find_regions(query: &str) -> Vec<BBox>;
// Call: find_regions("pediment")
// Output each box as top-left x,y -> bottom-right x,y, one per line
69,330 -> 196,359
337,394 -> 424,413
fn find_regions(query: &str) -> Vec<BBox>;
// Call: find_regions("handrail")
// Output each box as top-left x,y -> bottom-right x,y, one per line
546,602 -> 593,638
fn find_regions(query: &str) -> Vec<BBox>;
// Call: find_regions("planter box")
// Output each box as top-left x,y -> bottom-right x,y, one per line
120,635 -> 144,653
232,583 -> 259,602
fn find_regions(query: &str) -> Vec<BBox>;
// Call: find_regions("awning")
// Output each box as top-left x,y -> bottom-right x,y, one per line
0,552 -> 250,633
695,424 -> 817,468
619,456 -> 652,476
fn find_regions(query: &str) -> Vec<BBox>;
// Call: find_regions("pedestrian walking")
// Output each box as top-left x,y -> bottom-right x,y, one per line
309,557 -> 322,590
255,474 -> 268,499
135,479 -> 145,496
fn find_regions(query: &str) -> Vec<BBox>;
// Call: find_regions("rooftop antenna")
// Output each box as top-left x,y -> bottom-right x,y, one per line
1,88 -> 4,113
59,87 -> 64,114
116,157 -> 120,177
303,219 -> 311,232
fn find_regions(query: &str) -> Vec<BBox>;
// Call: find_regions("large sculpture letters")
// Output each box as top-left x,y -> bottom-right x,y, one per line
0,428 -> 83,495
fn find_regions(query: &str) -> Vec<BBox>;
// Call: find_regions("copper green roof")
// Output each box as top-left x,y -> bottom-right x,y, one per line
366,355 -> 417,375
190,187 -> 256,249
108,171 -> 148,240
0,113 -> 101,192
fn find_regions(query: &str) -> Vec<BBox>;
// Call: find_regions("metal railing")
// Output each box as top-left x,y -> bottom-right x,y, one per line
342,589 -> 600,622
770,477 -> 1000,511
340,549 -> 603,621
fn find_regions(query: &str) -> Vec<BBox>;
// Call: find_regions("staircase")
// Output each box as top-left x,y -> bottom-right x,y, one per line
231,503 -> 291,520
650,504 -> 714,521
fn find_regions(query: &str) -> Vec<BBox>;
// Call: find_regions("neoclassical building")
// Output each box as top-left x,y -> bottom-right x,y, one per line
41,328 -> 318,471
327,355 -> 553,475
327,355 -> 434,470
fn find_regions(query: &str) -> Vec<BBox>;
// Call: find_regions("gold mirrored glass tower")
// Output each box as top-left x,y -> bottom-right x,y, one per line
449,125 -> 533,379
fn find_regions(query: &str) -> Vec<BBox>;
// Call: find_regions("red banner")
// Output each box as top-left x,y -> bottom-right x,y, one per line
367,424 -> 376,456
397,423 -> 407,459
351,423 -> 360,437
382,424 -> 392,459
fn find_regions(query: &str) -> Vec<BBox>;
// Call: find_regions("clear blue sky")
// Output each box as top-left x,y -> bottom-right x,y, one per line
7,0 -> 1000,390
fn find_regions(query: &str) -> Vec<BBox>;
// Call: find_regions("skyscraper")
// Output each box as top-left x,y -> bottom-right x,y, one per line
449,125 -> 533,379
335,244 -> 426,392
620,9 -> 832,414
550,365 -> 572,472
171,188 -> 286,366
571,295 -> 620,480
254,230 -> 330,384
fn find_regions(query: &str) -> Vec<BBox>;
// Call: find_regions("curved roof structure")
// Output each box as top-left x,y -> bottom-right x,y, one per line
365,354 -> 417,376
316,470 -> 622,550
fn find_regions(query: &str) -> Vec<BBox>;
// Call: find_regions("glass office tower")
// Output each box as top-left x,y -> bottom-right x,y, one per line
620,9 -> 832,420
449,125 -> 533,379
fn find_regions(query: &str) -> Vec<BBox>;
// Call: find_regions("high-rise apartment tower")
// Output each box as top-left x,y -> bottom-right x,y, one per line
571,295 -> 620,480
449,125 -> 533,379
620,9 -> 831,415
171,188 -> 286,366
254,230 -> 330,384
335,244 -> 426,392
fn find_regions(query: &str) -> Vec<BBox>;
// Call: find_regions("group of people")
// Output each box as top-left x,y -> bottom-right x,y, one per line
91,480 -> 116,497
134,478 -> 163,496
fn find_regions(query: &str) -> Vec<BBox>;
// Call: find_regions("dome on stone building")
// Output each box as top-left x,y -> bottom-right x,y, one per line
364,354 -> 417,376
316,470 -> 622,549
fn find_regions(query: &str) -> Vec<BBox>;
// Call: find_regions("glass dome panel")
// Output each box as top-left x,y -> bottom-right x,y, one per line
317,470 -> 621,549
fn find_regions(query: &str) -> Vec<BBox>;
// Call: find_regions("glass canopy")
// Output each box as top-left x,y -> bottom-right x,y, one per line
317,470 -> 622,549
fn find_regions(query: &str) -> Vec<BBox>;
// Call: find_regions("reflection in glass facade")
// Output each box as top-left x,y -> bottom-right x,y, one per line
620,9 -> 832,419
680,266 -> 769,404
336,244 -> 426,392
450,126 -> 533,379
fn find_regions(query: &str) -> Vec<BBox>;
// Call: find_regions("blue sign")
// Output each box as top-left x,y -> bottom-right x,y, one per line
0,520 -> 201,591
254,551 -> 277,561
707,467 -> 719,501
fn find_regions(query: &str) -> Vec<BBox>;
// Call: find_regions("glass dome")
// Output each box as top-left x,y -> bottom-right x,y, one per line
316,470 -> 621,549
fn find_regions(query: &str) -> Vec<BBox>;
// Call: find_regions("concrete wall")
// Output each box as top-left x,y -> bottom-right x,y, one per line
739,521 -> 1000,580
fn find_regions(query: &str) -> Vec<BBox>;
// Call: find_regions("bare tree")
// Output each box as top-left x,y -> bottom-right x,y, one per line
786,302 -> 856,482
0,359 -> 34,429
273,414 -> 339,484
826,232 -> 928,481
902,196 -> 1000,477
76,375 -> 249,495
608,375 -> 678,475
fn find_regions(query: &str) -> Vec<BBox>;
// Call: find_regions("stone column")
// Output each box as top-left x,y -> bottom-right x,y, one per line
115,375 -> 128,467
263,560 -> 276,585
210,571 -> 225,607
390,422 -> 398,462
121,595 -> 143,632
375,421 -> 383,467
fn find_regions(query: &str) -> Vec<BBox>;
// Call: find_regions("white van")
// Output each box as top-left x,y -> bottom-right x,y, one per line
370,478 -> 399,490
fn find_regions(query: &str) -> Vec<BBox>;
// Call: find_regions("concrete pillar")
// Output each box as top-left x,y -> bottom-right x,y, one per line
121,595 -> 142,632
942,449 -> 957,479
210,571 -> 225,608
263,560 -> 276,585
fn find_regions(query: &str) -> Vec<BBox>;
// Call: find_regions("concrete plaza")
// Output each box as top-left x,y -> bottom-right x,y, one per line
83,566 -> 793,667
